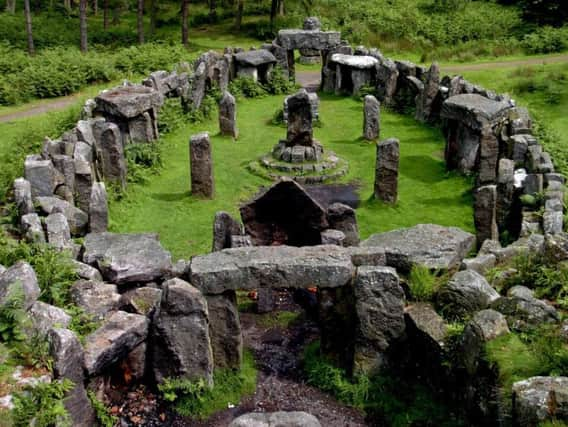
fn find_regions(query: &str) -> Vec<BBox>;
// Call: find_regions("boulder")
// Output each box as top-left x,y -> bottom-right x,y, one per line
277,29 -> 341,50
83,232 -> 172,285
326,203 -> 359,246
71,260 -> 102,282
13,178 -> 34,217
206,291 -> 243,369
437,270 -> 499,319
491,295 -> 559,331
151,278 -> 214,385
45,212 -> 71,250
83,311 -> 149,376
229,411 -> 322,427
24,156 -> 60,197
405,302 -> 447,344
461,253 -> 497,275
320,229 -> 346,246
119,286 -> 162,317
20,213 -> 45,244
28,301 -> 71,335
70,280 -> 121,320
89,182 -> 108,233
441,94 -> 511,131
234,49 -> 277,67
95,85 -> 163,119
0,261 -> 40,311
353,266 -> 405,374
92,121 -> 127,188
190,245 -> 354,295
35,196 -> 88,236
470,309 -> 510,341
212,211 -> 243,252
361,223 -> 475,272
512,376 -> 568,426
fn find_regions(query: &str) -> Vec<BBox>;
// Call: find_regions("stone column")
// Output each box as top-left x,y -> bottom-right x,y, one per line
474,185 -> 499,246
219,91 -> 238,139
206,291 -> 243,370
89,182 -> 108,233
363,95 -> 380,141
190,132 -> 214,198
374,138 -> 400,203
478,128 -> 499,185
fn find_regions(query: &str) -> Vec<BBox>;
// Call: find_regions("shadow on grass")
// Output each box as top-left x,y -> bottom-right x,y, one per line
151,191 -> 191,202
400,155 -> 446,184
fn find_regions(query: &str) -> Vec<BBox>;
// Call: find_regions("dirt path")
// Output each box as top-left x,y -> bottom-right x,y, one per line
0,94 -> 83,123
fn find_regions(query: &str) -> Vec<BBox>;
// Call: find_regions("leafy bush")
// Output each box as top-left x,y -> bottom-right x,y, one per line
228,77 -> 267,99
265,67 -> 298,95
0,282 -> 27,343
407,265 -> 439,301
125,142 -> 164,185
521,26 -> 568,54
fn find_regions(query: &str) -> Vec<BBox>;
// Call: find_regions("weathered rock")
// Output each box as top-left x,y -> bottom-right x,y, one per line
29,301 -> 71,335
74,159 -> 93,213
543,210 -> 563,235
219,91 -> 238,138
331,54 -> 378,69
277,29 -> 341,50
151,278 -> 214,385
512,376 -> 568,426
491,295 -> 559,331
84,311 -> 149,376
93,121 -> 127,188
0,261 -> 40,311
474,185 -> 499,245
212,211 -> 243,252
361,223 -> 475,272
20,213 -> 45,244
71,260 -> 102,281
119,286 -> 162,317
405,302 -> 447,344
70,280 -> 121,320
353,266 -> 405,374
230,234 -> 253,248
478,129 -> 499,185
45,212 -> 71,250
286,89 -> 314,146
470,309 -> 510,341
89,182 -> 108,233
374,138 -> 399,203
35,196 -> 88,236
461,253 -> 497,275
235,49 -> 277,68
95,85 -> 163,119
442,94 -> 511,131
83,232 -> 172,285
320,229 -> 346,246
190,132 -> 215,198
190,245 -> 354,295
74,140 -> 93,162
346,246 -> 387,266
508,285 -> 534,300
303,16 -> 321,30
545,232 -> 568,264
415,62 -> 440,123
229,411 -> 322,427
13,178 -> 34,217
437,270 -> 499,319
363,95 -> 380,140
206,291 -> 242,369
24,156 -> 60,198
326,202 -> 359,246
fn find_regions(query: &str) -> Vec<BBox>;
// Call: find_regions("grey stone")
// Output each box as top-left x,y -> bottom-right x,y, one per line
321,229 -> 346,246
346,246 -> 386,267
0,261 -> 40,311
151,278 -> 214,385
89,182 -> 108,233
212,211 -> 243,252
84,311 -> 149,376
354,266 -> 405,374
45,212 -> 71,250
491,295 -> 559,331
74,159 -> 93,213
230,235 -> 253,248
71,260 -> 102,282
51,155 -> 75,196
75,120 -> 96,147
190,245 -> 354,294
545,233 -> 568,264
303,17 -> 321,30
374,138 -> 399,203
512,135 -> 529,165
20,213 -> 45,244
286,89 -> 314,146
70,280 -> 121,320
437,270 -> 499,319
478,129 -> 499,184
470,309 -> 510,341
219,91 -> 238,138
326,202 -> 359,246
35,196 -> 88,236
119,286 -> 162,317
543,210 -> 563,234
28,301 -> 71,335
331,54 -> 379,69
404,302 -> 447,344
277,29 -> 341,50
235,49 -> 277,67
190,132 -> 215,198
363,95 -> 380,140
24,157 -> 59,197
507,285 -> 534,300
461,253 -> 496,275
361,223 -> 475,272
93,121 -> 127,188
415,62 -> 440,123
474,185 -> 499,245
441,94 -> 511,130
13,178 -> 34,217
512,376 -> 568,426
95,84 -> 163,119
73,140 -> 93,162
206,291 -> 242,369
83,232 -> 172,285
229,411 -> 321,427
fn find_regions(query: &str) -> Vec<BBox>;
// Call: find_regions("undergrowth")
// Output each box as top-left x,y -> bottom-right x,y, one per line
407,265 -> 443,302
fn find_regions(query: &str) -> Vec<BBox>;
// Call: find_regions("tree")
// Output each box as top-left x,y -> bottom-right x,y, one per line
269,0 -> 277,30
103,0 -> 110,29
80,0 -> 88,53
24,0 -> 35,55
5,0 -> 16,13
181,0 -> 189,47
150,0 -> 157,35
137,0 -> 144,44
278,0 -> 284,16
235,0 -> 244,30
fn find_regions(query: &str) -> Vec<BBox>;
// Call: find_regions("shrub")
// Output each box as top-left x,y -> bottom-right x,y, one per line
125,142 -> 163,185
407,265 -> 439,301
521,26 -> 568,54
228,77 -> 267,99
265,67 -> 298,95
0,282 -> 27,343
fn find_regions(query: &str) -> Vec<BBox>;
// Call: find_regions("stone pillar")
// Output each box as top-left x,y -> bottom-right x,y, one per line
326,202 -> 359,246
89,182 -> 108,233
257,287 -> 275,314
74,159 -> 93,213
13,178 -> 34,217
363,95 -> 380,141
206,291 -> 243,370
474,185 -> 499,246
415,62 -> 440,123
93,121 -> 127,189
219,91 -> 238,139
497,159 -> 515,233
212,211 -> 243,252
374,138 -> 400,203
478,128 -> 499,185
286,89 -> 313,146
190,132 -> 214,198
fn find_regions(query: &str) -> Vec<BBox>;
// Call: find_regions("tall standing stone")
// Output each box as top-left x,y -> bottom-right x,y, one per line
13,178 -> 34,217
74,159 -> 93,213
478,128 -> 499,185
474,185 -> 498,246
219,92 -> 238,139
415,62 -> 440,123
286,89 -> 313,146
190,132 -> 214,198
374,138 -> 400,203
206,291 -> 243,369
363,95 -> 380,141
93,121 -> 127,189
89,182 -> 108,233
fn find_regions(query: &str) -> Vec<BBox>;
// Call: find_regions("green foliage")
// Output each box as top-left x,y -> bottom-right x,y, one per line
257,310 -> 302,328
0,282 -> 27,343
88,391 -> 119,427
65,305 -> 100,342
228,77 -> 267,99
264,67 -> 298,96
125,142 -> 164,185
521,26 -> 568,54
159,350 -> 257,419
11,379 -> 74,427
407,265 -> 439,301
11,332 -> 54,372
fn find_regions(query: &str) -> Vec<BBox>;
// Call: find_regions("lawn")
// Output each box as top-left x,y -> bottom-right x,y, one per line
109,93 -> 474,259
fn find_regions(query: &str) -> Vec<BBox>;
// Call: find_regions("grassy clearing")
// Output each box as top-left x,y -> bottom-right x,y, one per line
110,93 -> 473,259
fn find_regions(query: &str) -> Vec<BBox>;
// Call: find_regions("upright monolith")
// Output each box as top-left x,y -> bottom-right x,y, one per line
190,132 -> 214,198
363,95 -> 380,140
374,138 -> 400,203
219,92 -> 238,139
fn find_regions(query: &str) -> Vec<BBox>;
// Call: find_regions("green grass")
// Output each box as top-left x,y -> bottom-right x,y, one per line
110,93 -> 474,259
257,310 -> 302,328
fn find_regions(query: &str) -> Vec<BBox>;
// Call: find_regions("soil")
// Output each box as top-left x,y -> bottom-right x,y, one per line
107,291 -> 369,427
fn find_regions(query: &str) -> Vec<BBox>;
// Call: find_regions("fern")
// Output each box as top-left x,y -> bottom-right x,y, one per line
0,281 -> 28,343
88,391 -> 118,427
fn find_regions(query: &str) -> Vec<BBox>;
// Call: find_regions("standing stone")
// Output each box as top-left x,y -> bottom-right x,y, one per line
93,121 -> 127,189
326,203 -> 359,246
151,278 -> 214,385
497,159 -> 515,233
374,138 -> 400,203
89,182 -> 108,233
363,95 -> 380,141
74,159 -> 93,213
415,62 -> 440,123
474,185 -> 499,246
212,211 -> 243,252
24,156 -> 59,198
46,212 -> 72,250
286,89 -> 313,146
478,128 -> 499,185
13,178 -> 34,217
52,155 -> 76,197
219,92 -> 238,139
190,132 -> 214,198
354,266 -> 405,375
206,291 -> 243,369
320,229 -> 346,246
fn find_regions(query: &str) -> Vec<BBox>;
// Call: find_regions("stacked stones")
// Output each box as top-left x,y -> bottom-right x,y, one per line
298,17 -> 323,65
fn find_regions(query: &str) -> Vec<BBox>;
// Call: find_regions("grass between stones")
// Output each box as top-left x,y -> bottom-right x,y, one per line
109,93 -> 474,259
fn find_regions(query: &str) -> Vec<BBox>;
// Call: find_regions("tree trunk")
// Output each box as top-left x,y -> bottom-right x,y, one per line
209,0 -> 216,21
103,0 -> 109,29
181,0 -> 189,47
235,0 -> 243,30
93,0 -> 98,15
80,0 -> 88,53
24,0 -> 35,55
64,0 -> 71,11
150,0 -> 157,35
112,6 -> 120,25
5,0 -> 16,13
278,0 -> 284,16
269,0 -> 277,30
137,0 -> 144,44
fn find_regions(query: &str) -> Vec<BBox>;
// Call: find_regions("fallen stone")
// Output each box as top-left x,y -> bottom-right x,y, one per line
320,229 -> 346,246
470,309 -> 510,341
229,411 -> 322,427
0,261 -> 40,311
512,376 -> 568,426
405,302 -> 447,344
460,253 -> 496,275
71,260 -> 102,282
35,196 -> 88,236
70,280 -> 121,320
491,295 -> 559,331
119,286 -> 162,317
45,212 -> 71,250
13,178 -> 34,217
24,156 -> 60,198
29,301 -> 71,335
